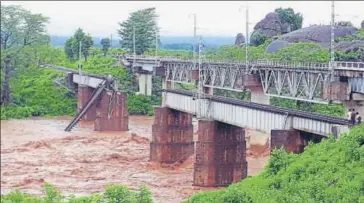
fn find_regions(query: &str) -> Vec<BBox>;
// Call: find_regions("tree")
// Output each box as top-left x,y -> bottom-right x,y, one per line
250,31 -> 267,46
1,5 -> 49,106
335,21 -> 353,27
100,38 -> 111,56
275,7 -> 303,31
64,37 -> 74,60
63,28 -> 94,61
117,7 -> 158,55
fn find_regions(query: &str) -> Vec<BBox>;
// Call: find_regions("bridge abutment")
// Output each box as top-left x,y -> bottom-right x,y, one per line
77,86 -> 97,121
270,129 -> 307,153
94,91 -> 129,131
193,120 -> 247,187
150,107 -> 194,163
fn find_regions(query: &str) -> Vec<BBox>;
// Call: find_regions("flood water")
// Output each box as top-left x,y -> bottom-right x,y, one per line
1,116 -> 269,203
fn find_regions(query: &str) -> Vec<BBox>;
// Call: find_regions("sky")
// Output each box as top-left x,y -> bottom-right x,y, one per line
2,1 -> 364,37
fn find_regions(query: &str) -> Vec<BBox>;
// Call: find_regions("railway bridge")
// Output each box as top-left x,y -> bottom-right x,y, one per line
118,55 -> 364,112
43,61 -> 355,187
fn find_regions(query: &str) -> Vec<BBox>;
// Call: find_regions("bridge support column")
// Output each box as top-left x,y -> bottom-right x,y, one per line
270,129 -> 307,154
243,74 -> 270,105
150,107 -> 194,163
323,81 -> 350,101
77,86 -> 97,121
137,73 -> 152,96
193,120 -> 247,187
94,91 -> 129,131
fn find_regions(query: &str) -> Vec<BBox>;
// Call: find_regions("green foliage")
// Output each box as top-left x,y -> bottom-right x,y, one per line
145,49 -> 193,59
335,21 -> 353,27
118,8 -> 158,55
101,38 -> 111,56
187,125 -> 364,203
1,184 -> 153,203
250,31 -> 268,46
269,42 -> 329,62
64,28 -> 94,61
1,4 -> 50,106
275,7 -> 303,31
335,28 -> 364,42
0,65 -> 76,120
270,97 -> 345,117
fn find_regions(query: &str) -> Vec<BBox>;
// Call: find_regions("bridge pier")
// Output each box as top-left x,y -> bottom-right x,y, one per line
77,86 -> 97,121
94,91 -> 129,131
270,129 -> 307,153
136,73 -> 152,96
243,74 -> 270,105
193,120 -> 247,187
150,107 -> 194,163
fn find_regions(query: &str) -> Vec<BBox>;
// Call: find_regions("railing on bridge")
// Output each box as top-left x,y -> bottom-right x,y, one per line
115,55 -> 364,103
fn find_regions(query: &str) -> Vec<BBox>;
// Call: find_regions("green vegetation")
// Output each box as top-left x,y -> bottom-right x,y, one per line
118,7 -> 158,55
275,7 -> 303,31
100,38 -> 111,56
1,4 -> 50,106
1,66 -> 76,120
186,124 -> 364,203
1,183 -> 153,203
64,28 -> 94,61
335,28 -> 364,43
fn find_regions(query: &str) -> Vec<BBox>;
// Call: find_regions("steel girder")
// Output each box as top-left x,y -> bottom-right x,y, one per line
257,67 -> 331,103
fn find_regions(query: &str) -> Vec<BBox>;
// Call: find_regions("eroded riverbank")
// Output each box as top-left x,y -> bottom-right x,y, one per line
1,116 -> 269,203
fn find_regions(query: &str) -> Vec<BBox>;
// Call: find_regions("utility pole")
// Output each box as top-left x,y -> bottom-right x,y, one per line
133,24 -> 136,66
189,13 -> 197,61
239,3 -> 249,74
193,14 -> 197,61
78,40 -> 83,81
330,1 -> 335,68
155,28 -> 158,65
197,35 -> 203,118
245,4 -> 249,74
330,1 -> 335,82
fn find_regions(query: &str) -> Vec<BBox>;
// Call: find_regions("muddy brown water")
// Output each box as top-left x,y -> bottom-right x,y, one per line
1,116 -> 269,203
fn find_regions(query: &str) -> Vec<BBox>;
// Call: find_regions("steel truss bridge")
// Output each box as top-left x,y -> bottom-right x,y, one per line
117,54 -> 364,104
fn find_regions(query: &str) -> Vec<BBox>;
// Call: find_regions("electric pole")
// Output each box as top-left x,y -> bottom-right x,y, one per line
133,24 -> 136,65
329,1 -> 335,82
239,4 -> 250,74
193,14 -> 197,61
189,13 -> 197,61
155,28 -> 158,65
78,40 -> 83,78
245,4 -> 249,74
330,1 -> 335,68
197,35 -> 203,118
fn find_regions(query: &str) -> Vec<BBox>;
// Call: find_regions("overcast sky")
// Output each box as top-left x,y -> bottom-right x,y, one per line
2,1 -> 364,37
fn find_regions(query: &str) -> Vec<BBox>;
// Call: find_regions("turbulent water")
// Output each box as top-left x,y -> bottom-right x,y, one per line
1,116 -> 269,203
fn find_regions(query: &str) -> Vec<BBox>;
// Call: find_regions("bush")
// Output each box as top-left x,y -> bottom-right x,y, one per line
1,66 -> 76,120
1,184 -> 153,203
186,124 -> 364,203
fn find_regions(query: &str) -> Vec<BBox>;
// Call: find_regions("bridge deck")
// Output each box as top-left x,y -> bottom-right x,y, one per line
163,89 -> 349,136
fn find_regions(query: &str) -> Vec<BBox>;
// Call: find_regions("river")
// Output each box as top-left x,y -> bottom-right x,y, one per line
1,116 -> 269,203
